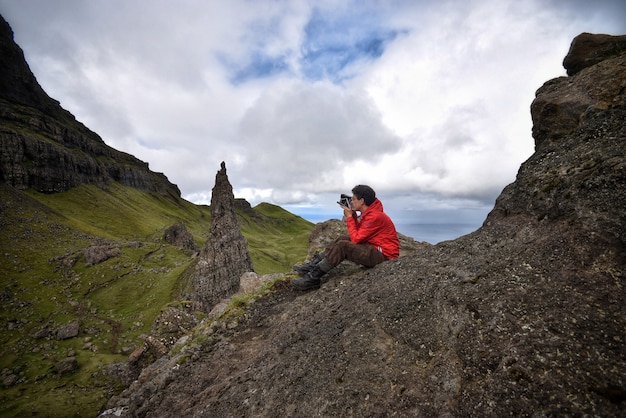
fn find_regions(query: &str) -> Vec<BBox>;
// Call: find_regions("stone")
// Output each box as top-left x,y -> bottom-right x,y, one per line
128,346 -> 146,364
83,244 -> 121,266
150,307 -> 198,348
191,162 -> 254,312
563,32 -> 626,76
144,336 -> 168,360
54,357 -> 79,375
2,373 -> 17,387
56,321 -> 80,340
239,272 -> 261,293
163,222 -> 199,252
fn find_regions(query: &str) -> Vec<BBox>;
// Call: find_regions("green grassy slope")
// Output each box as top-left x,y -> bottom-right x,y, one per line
239,202 -> 314,273
0,183 -> 312,417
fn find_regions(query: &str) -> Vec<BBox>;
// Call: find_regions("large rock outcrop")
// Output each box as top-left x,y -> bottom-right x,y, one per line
191,162 -> 254,312
0,15 -> 180,196
562,32 -> 626,76
102,34 -> 625,417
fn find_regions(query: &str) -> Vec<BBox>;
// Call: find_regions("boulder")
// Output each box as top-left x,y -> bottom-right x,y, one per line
56,321 -> 80,340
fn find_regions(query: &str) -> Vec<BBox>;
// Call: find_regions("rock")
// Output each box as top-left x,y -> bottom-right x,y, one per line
563,32 -> 626,76
2,369 -> 17,387
32,326 -> 51,340
121,346 -> 134,355
163,222 -> 199,252
128,346 -> 146,364
531,40 -> 626,147
54,357 -> 78,375
305,218 -> 345,257
56,321 -> 80,340
83,244 -> 121,266
207,300 -> 230,319
239,272 -> 261,293
150,307 -> 198,348
98,407 -> 128,417
144,336 -> 168,360
191,162 -> 254,312
233,197 -> 258,216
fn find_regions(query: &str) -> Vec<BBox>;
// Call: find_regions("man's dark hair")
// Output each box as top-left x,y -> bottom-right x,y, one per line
352,185 -> 376,206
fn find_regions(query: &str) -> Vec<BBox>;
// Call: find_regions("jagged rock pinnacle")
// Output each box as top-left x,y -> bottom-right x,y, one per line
191,162 -> 254,312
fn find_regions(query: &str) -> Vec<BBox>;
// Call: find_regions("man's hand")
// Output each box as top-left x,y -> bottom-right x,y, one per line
342,205 -> 353,218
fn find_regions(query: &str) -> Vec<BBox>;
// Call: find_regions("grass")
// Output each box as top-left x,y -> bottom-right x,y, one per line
239,202 -> 313,274
0,182 -> 313,417
220,273 -> 287,320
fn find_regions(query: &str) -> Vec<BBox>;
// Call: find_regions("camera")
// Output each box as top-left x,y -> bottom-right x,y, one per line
337,193 -> 351,207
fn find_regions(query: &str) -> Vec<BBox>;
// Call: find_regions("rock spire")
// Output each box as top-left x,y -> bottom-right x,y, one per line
191,162 -> 254,312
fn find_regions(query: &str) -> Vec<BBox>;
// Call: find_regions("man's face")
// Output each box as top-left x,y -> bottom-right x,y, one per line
351,194 -> 365,211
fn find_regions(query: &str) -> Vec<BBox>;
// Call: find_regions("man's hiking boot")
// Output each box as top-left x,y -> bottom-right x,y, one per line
292,252 -> 325,275
291,274 -> 321,291
292,258 -> 332,291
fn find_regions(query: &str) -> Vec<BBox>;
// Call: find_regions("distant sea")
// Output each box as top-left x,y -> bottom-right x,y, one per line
296,212 -> 480,244
394,223 -> 480,244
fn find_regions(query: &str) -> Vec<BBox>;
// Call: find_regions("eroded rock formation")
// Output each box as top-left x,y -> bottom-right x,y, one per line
191,162 -> 254,312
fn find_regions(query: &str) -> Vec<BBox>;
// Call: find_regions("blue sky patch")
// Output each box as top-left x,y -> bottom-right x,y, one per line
299,8 -> 399,82
230,53 -> 290,84
227,7 -> 399,85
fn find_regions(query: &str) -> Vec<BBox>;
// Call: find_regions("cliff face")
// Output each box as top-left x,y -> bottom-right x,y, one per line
494,32 -> 626,246
0,15 -> 180,197
100,33 -> 625,417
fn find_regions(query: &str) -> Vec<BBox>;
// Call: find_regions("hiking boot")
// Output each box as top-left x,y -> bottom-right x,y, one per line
291,259 -> 332,291
292,252 -> 325,275
291,274 -> 321,291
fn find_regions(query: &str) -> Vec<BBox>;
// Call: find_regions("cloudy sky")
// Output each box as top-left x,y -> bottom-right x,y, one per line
2,0 -> 625,241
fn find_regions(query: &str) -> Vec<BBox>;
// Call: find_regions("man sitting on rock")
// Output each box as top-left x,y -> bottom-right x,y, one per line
292,185 -> 400,291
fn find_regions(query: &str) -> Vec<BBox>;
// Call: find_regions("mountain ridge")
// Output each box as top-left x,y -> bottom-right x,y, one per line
0,15 -> 180,197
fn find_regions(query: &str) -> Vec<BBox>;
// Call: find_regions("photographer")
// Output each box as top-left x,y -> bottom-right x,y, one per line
292,184 -> 399,291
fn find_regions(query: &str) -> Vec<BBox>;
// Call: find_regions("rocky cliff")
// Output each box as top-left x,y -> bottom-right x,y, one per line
100,33 -> 625,417
0,15 -> 180,197
191,162 -> 255,312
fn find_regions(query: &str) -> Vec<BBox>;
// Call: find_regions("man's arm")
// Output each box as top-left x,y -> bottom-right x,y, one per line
347,213 -> 383,244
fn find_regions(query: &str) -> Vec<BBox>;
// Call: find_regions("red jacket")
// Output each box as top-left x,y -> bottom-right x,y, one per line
346,198 -> 400,259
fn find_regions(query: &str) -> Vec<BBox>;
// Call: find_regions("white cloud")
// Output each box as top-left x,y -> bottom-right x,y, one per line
235,79 -> 402,192
342,0 -> 626,206
1,0 -> 625,240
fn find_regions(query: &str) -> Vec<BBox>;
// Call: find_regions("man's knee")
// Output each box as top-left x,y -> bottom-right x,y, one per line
325,239 -> 353,266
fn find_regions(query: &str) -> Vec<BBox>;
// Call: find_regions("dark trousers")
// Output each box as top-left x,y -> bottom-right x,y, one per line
325,235 -> 386,268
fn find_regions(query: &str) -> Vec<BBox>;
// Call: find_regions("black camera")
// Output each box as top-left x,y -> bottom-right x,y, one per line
337,193 -> 351,207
